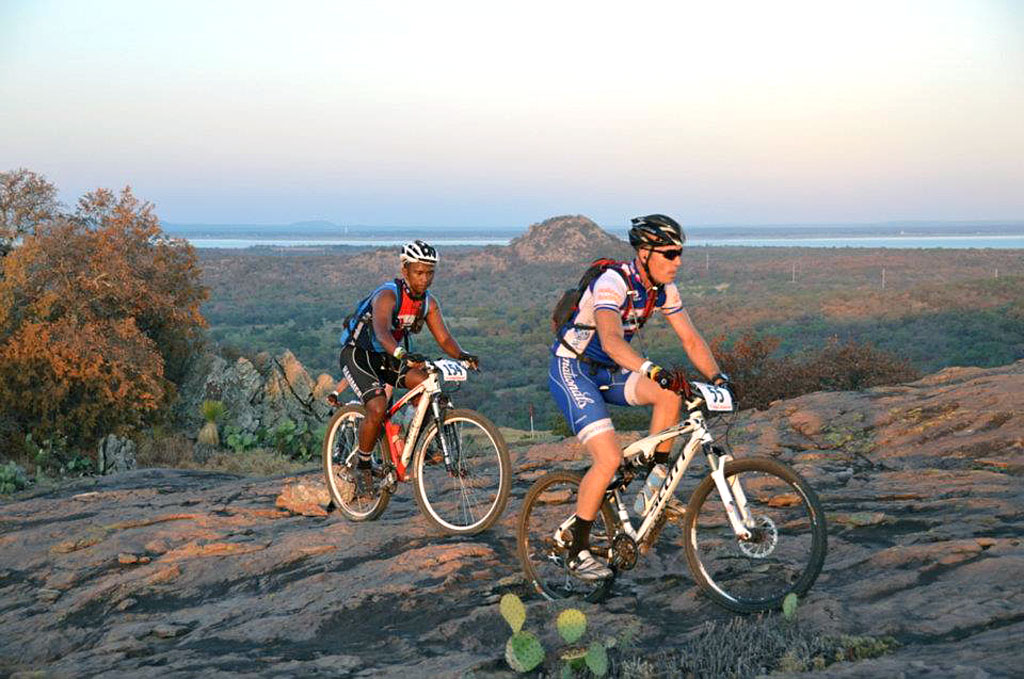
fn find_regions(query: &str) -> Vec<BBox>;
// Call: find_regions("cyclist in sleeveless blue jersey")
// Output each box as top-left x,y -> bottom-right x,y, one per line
333,240 -> 479,497
549,214 -> 731,580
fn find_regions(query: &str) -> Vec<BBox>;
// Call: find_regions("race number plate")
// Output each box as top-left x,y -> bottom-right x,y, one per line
694,382 -> 734,412
435,359 -> 468,382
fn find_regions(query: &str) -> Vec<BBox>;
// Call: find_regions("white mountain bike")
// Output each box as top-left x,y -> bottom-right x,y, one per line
323,358 -> 510,535
517,379 -> 827,612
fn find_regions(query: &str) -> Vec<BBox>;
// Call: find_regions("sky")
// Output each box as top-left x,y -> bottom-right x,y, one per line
2,0 -> 1023,228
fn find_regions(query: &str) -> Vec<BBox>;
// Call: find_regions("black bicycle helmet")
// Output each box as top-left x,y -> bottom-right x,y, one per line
628,214 -> 685,249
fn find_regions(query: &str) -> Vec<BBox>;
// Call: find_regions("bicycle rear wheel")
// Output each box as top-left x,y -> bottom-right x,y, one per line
322,405 -> 391,521
516,471 -> 617,602
683,456 -> 827,613
412,409 -> 510,535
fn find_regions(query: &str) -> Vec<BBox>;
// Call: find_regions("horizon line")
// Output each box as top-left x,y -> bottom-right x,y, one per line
161,218 -> 1024,230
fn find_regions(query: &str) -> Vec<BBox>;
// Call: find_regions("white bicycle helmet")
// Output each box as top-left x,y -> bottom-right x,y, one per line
400,239 -> 439,265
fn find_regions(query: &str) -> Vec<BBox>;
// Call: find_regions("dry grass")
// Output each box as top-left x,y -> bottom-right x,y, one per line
136,432 -> 307,476
195,449 -> 309,476
136,432 -> 195,468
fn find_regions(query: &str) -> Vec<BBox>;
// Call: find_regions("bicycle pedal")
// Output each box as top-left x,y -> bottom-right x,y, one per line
665,498 -> 687,522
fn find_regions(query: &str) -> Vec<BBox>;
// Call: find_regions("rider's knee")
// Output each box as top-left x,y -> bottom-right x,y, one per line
593,450 -> 622,474
364,396 -> 387,422
654,388 -> 682,410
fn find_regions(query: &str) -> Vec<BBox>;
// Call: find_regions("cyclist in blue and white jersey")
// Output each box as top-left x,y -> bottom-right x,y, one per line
549,214 -> 730,580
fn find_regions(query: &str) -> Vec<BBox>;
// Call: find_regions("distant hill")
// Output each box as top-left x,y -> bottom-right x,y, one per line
509,214 -> 629,263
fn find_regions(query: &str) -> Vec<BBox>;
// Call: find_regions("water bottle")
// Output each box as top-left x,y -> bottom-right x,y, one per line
634,463 -> 668,516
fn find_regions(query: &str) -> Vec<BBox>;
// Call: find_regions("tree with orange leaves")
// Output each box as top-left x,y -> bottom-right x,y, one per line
0,168 -> 59,261
0,183 -> 208,452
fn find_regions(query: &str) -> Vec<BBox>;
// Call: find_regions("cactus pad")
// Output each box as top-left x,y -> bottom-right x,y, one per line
505,631 -> 544,673
586,641 -> 609,676
500,593 -> 526,633
782,592 -> 799,621
556,608 -> 587,644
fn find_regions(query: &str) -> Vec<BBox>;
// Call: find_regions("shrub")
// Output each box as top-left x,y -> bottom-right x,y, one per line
198,400 -> 225,446
0,183 -> 208,451
712,333 -> 919,410
0,461 -> 28,494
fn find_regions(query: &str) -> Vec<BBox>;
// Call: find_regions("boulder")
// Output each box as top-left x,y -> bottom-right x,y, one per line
174,348 -> 335,444
97,434 -> 136,474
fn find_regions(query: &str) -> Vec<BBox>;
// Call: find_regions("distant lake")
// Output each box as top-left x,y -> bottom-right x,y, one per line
189,238 -> 507,248
187,234 -> 1024,250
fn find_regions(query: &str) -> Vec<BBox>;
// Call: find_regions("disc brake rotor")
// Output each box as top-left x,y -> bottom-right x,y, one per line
738,515 -> 778,558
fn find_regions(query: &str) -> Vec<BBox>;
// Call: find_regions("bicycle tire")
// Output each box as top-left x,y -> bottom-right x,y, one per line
322,404 -> 391,521
517,470 -> 617,602
411,408 -> 511,535
683,456 -> 827,613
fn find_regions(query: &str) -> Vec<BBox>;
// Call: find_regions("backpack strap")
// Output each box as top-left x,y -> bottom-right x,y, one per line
393,278 -> 431,350
567,262 -> 631,331
558,261 -> 632,368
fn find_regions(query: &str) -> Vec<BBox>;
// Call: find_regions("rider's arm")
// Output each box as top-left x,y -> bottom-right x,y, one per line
594,308 -> 647,372
370,289 -> 403,356
665,309 -> 722,380
423,298 -> 464,358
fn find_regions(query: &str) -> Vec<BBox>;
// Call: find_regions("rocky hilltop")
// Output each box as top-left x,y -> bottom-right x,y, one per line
509,215 -> 630,264
1,361 -> 1022,678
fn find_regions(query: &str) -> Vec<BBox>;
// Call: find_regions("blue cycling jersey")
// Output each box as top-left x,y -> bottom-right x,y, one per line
551,260 -> 684,366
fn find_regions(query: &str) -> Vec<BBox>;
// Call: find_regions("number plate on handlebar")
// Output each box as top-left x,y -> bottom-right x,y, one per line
434,359 -> 468,382
693,382 -> 734,412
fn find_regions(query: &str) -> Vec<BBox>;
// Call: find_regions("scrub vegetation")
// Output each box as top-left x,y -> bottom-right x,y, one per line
199,241 -> 1022,429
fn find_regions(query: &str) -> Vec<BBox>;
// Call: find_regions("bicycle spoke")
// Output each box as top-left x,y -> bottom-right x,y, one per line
686,460 -> 826,611
518,472 -> 615,602
322,405 -> 390,521
415,412 -> 508,534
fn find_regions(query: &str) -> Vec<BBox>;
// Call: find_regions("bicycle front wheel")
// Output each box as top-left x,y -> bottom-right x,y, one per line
683,456 -> 827,613
412,408 -> 510,535
517,471 -> 617,603
322,404 -> 391,521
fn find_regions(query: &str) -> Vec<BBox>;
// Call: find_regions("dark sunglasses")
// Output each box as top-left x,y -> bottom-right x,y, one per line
653,248 -> 683,261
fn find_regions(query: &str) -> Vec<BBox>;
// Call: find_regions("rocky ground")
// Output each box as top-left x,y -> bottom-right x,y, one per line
1,361 -> 1021,678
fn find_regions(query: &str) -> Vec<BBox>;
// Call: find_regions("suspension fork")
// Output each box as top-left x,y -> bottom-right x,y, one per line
705,446 -> 753,540
430,395 -> 458,471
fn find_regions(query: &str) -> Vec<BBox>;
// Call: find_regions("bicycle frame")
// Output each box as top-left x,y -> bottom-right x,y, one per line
383,360 -> 463,481
556,394 -> 754,551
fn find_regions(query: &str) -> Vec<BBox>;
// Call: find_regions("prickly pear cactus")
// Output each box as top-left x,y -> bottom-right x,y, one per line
500,593 -> 526,633
556,608 -> 587,644
505,631 -> 545,673
586,641 -> 609,676
783,592 -> 799,621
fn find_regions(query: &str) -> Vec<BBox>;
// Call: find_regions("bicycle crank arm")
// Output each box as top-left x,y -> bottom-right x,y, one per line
709,454 -> 753,540
553,515 -> 576,549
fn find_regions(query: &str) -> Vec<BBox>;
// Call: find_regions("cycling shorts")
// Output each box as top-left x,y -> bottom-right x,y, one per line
340,345 -> 410,404
548,355 -> 642,444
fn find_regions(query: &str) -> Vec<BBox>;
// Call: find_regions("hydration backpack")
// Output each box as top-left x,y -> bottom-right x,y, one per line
550,258 -> 630,334
341,279 -> 429,350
